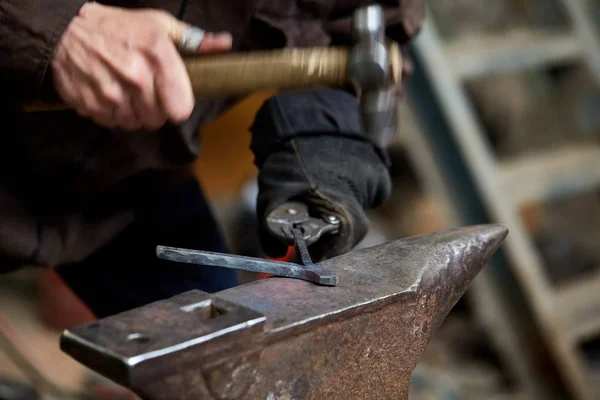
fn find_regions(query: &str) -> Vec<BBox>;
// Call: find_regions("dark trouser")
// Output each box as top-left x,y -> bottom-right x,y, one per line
56,179 -> 239,319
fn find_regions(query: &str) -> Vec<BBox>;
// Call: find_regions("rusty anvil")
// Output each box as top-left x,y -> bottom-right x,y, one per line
59,224 -> 508,400
24,5 -> 400,148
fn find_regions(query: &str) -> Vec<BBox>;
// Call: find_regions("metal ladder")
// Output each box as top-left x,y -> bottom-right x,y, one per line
406,1 -> 600,399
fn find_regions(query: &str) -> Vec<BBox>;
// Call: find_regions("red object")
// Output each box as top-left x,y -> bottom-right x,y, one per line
39,269 -> 96,330
257,246 -> 295,280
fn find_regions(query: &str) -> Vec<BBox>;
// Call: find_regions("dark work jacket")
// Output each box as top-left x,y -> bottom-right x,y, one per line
0,0 -> 424,270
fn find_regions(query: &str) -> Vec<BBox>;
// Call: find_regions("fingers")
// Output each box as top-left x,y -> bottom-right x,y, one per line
99,41 -> 168,130
52,32 -> 118,127
131,78 -> 169,131
146,8 -> 190,45
52,2 -> 234,131
112,92 -> 141,130
95,9 -> 221,124
151,36 -> 195,123
197,32 -> 233,53
78,84 -> 119,128
154,25 -> 232,122
155,9 -> 232,54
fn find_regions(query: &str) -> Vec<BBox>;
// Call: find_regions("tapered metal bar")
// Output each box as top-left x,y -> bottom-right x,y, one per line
156,245 -> 337,286
291,228 -> 315,267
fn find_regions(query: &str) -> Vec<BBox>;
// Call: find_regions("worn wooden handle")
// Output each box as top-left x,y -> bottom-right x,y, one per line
186,46 -> 350,95
22,43 -> 402,112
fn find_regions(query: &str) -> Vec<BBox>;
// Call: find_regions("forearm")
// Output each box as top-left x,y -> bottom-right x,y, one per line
0,0 -> 86,105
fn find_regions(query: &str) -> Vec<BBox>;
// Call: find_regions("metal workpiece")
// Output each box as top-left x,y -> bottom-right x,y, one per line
60,224 -> 508,400
156,201 -> 341,287
155,245 -> 338,286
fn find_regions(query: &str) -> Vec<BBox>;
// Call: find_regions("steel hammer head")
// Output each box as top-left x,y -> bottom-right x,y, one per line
348,5 -> 388,90
348,5 -> 400,149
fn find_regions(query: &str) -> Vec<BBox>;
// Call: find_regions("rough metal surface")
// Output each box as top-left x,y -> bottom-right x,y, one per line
60,224 -> 508,400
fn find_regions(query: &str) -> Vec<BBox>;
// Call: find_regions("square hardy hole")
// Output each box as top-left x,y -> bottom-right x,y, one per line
180,299 -> 228,320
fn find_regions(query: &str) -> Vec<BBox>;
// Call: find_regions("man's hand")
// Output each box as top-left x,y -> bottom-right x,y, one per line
51,2 -> 232,131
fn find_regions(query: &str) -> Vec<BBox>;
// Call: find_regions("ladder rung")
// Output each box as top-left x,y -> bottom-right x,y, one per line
445,29 -> 582,79
499,144 -> 600,206
556,272 -> 600,343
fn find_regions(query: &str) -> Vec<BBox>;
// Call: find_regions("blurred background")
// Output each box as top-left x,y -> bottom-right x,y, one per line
2,0 -> 600,399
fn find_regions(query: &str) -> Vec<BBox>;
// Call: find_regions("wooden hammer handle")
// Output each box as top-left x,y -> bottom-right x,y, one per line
22,43 -> 401,112
186,46 -> 350,96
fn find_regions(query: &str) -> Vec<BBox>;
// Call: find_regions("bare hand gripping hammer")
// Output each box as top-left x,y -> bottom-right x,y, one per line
23,5 -> 401,147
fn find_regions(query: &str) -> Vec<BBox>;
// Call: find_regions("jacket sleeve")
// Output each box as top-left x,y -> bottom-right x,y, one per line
0,0 -> 87,105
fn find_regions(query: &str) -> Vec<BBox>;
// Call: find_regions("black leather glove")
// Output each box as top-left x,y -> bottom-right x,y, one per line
249,87 -> 392,261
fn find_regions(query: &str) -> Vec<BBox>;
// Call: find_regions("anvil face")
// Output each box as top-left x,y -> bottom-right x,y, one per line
60,225 -> 507,400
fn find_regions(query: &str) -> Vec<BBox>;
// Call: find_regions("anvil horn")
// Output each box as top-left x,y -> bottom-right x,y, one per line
59,224 -> 508,400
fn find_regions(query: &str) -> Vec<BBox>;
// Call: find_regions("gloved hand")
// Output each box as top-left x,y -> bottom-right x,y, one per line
249,87 -> 392,261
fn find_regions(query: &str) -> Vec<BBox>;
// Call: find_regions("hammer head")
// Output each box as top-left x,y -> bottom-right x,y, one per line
347,5 -> 400,148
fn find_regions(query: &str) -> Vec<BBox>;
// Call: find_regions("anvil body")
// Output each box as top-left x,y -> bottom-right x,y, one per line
60,225 -> 508,399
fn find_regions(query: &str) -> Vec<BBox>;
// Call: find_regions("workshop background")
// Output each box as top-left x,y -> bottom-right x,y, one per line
2,0 -> 600,399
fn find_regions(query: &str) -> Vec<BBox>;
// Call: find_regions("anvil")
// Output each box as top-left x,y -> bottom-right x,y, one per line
59,224 -> 508,399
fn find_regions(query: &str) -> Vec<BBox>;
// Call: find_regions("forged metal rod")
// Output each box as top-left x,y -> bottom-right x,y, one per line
292,228 -> 315,267
156,245 -> 338,286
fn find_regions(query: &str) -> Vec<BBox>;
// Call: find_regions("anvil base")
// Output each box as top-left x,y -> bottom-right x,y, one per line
60,225 -> 508,400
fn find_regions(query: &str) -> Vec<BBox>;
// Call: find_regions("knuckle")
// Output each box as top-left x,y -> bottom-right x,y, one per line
96,15 -> 112,31
87,105 -> 105,118
145,27 -> 164,45
79,1 -> 98,17
122,56 -> 148,89
99,84 -> 125,106
155,9 -> 172,22
146,37 -> 171,65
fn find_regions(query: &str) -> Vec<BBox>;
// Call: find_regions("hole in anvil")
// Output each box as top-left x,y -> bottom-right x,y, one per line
127,333 -> 151,344
180,299 -> 228,320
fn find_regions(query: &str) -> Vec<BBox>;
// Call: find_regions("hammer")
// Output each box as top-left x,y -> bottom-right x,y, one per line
24,5 -> 401,147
